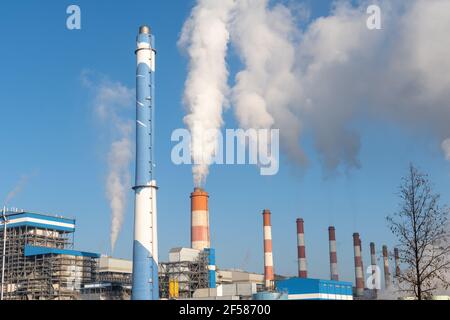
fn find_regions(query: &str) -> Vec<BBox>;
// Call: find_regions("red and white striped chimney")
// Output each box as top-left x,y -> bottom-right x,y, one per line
370,242 -> 377,291
382,245 -> 391,289
297,218 -> 307,278
370,242 -> 376,276
328,226 -> 339,281
359,237 -> 365,289
263,209 -> 274,290
353,233 -> 364,297
394,247 -> 400,277
190,188 -> 210,250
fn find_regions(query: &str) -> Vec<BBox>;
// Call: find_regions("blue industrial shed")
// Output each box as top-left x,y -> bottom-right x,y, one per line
276,277 -> 353,300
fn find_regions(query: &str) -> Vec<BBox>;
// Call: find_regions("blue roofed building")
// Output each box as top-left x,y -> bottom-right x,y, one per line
0,208 -> 100,300
275,277 -> 354,300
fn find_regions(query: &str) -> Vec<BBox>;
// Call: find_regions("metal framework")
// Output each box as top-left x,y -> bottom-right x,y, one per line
159,251 -> 209,299
0,217 -> 96,300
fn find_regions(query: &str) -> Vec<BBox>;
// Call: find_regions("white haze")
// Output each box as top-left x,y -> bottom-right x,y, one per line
179,0 -> 235,187
181,0 -> 450,180
442,139 -> 450,162
84,72 -> 134,253
4,174 -> 31,205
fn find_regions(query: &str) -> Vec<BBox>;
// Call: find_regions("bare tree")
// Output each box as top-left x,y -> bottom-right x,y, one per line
387,164 -> 450,300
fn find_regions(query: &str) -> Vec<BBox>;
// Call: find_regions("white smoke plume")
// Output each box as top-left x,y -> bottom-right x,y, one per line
83,71 -> 134,252
106,136 -> 132,252
229,0 -> 450,172
230,0 -> 306,166
4,174 -> 32,205
181,0 -> 450,176
179,0 -> 235,187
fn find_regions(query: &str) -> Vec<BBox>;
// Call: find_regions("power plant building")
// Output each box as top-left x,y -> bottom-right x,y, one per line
159,247 -> 214,299
80,256 -> 132,300
0,209 -> 99,300
276,278 -> 353,300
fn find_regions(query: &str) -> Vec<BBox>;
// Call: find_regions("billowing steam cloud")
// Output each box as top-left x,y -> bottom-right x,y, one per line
83,71 -> 133,252
182,0 -> 450,178
179,0 -> 235,187
293,0 -> 450,171
230,0 -> 306,166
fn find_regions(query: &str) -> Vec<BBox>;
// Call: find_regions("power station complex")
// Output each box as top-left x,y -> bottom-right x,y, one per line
0,26 -> 411,301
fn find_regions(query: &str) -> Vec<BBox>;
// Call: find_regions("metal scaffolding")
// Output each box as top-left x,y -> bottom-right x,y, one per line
159,250 -> 209,299
0,212 -> 97,300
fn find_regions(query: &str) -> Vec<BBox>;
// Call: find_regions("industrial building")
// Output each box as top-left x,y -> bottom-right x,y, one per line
158,247 -> 215,299
80,256 -> 132,300
276,278 -> 353,300
0,209 -> 99,300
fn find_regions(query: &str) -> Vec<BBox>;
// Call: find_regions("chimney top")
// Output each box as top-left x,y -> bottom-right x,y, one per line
139,25 -> 151,34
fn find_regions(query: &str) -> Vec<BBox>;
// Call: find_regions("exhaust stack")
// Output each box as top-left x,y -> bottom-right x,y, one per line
190,188 -> 210,251
296,218 -> 307,278
328,226 -> 339,281
370,242 -> 376,277
359,237 -> 365,289
353,233 -> 364,297
382,245 -> 391,289
370,242 -> 378,294
132,25 -> 159,300
394,247 -> 400,278
263,209 -> 274,290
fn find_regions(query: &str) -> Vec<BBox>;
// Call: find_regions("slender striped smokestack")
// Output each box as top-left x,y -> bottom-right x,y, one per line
370,242 -> 376,276
394,247 -> 400,277
328,226 -> 339,281
297,218 -> 307,278
382,245 -> 391,289
263,209 -> 274,290
359,237 -> 365,289
190,188 -> 210,250
370,242 -> 377,293
353,233 -> 364,297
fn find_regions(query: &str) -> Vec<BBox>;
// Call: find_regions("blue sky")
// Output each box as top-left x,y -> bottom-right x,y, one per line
1,0 -> 449,285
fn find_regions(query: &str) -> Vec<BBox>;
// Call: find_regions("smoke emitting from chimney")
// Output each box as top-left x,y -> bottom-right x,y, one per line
179,0 -> 234,187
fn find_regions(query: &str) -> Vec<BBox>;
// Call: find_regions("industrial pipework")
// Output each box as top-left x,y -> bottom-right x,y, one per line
131,25 -> 159,300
